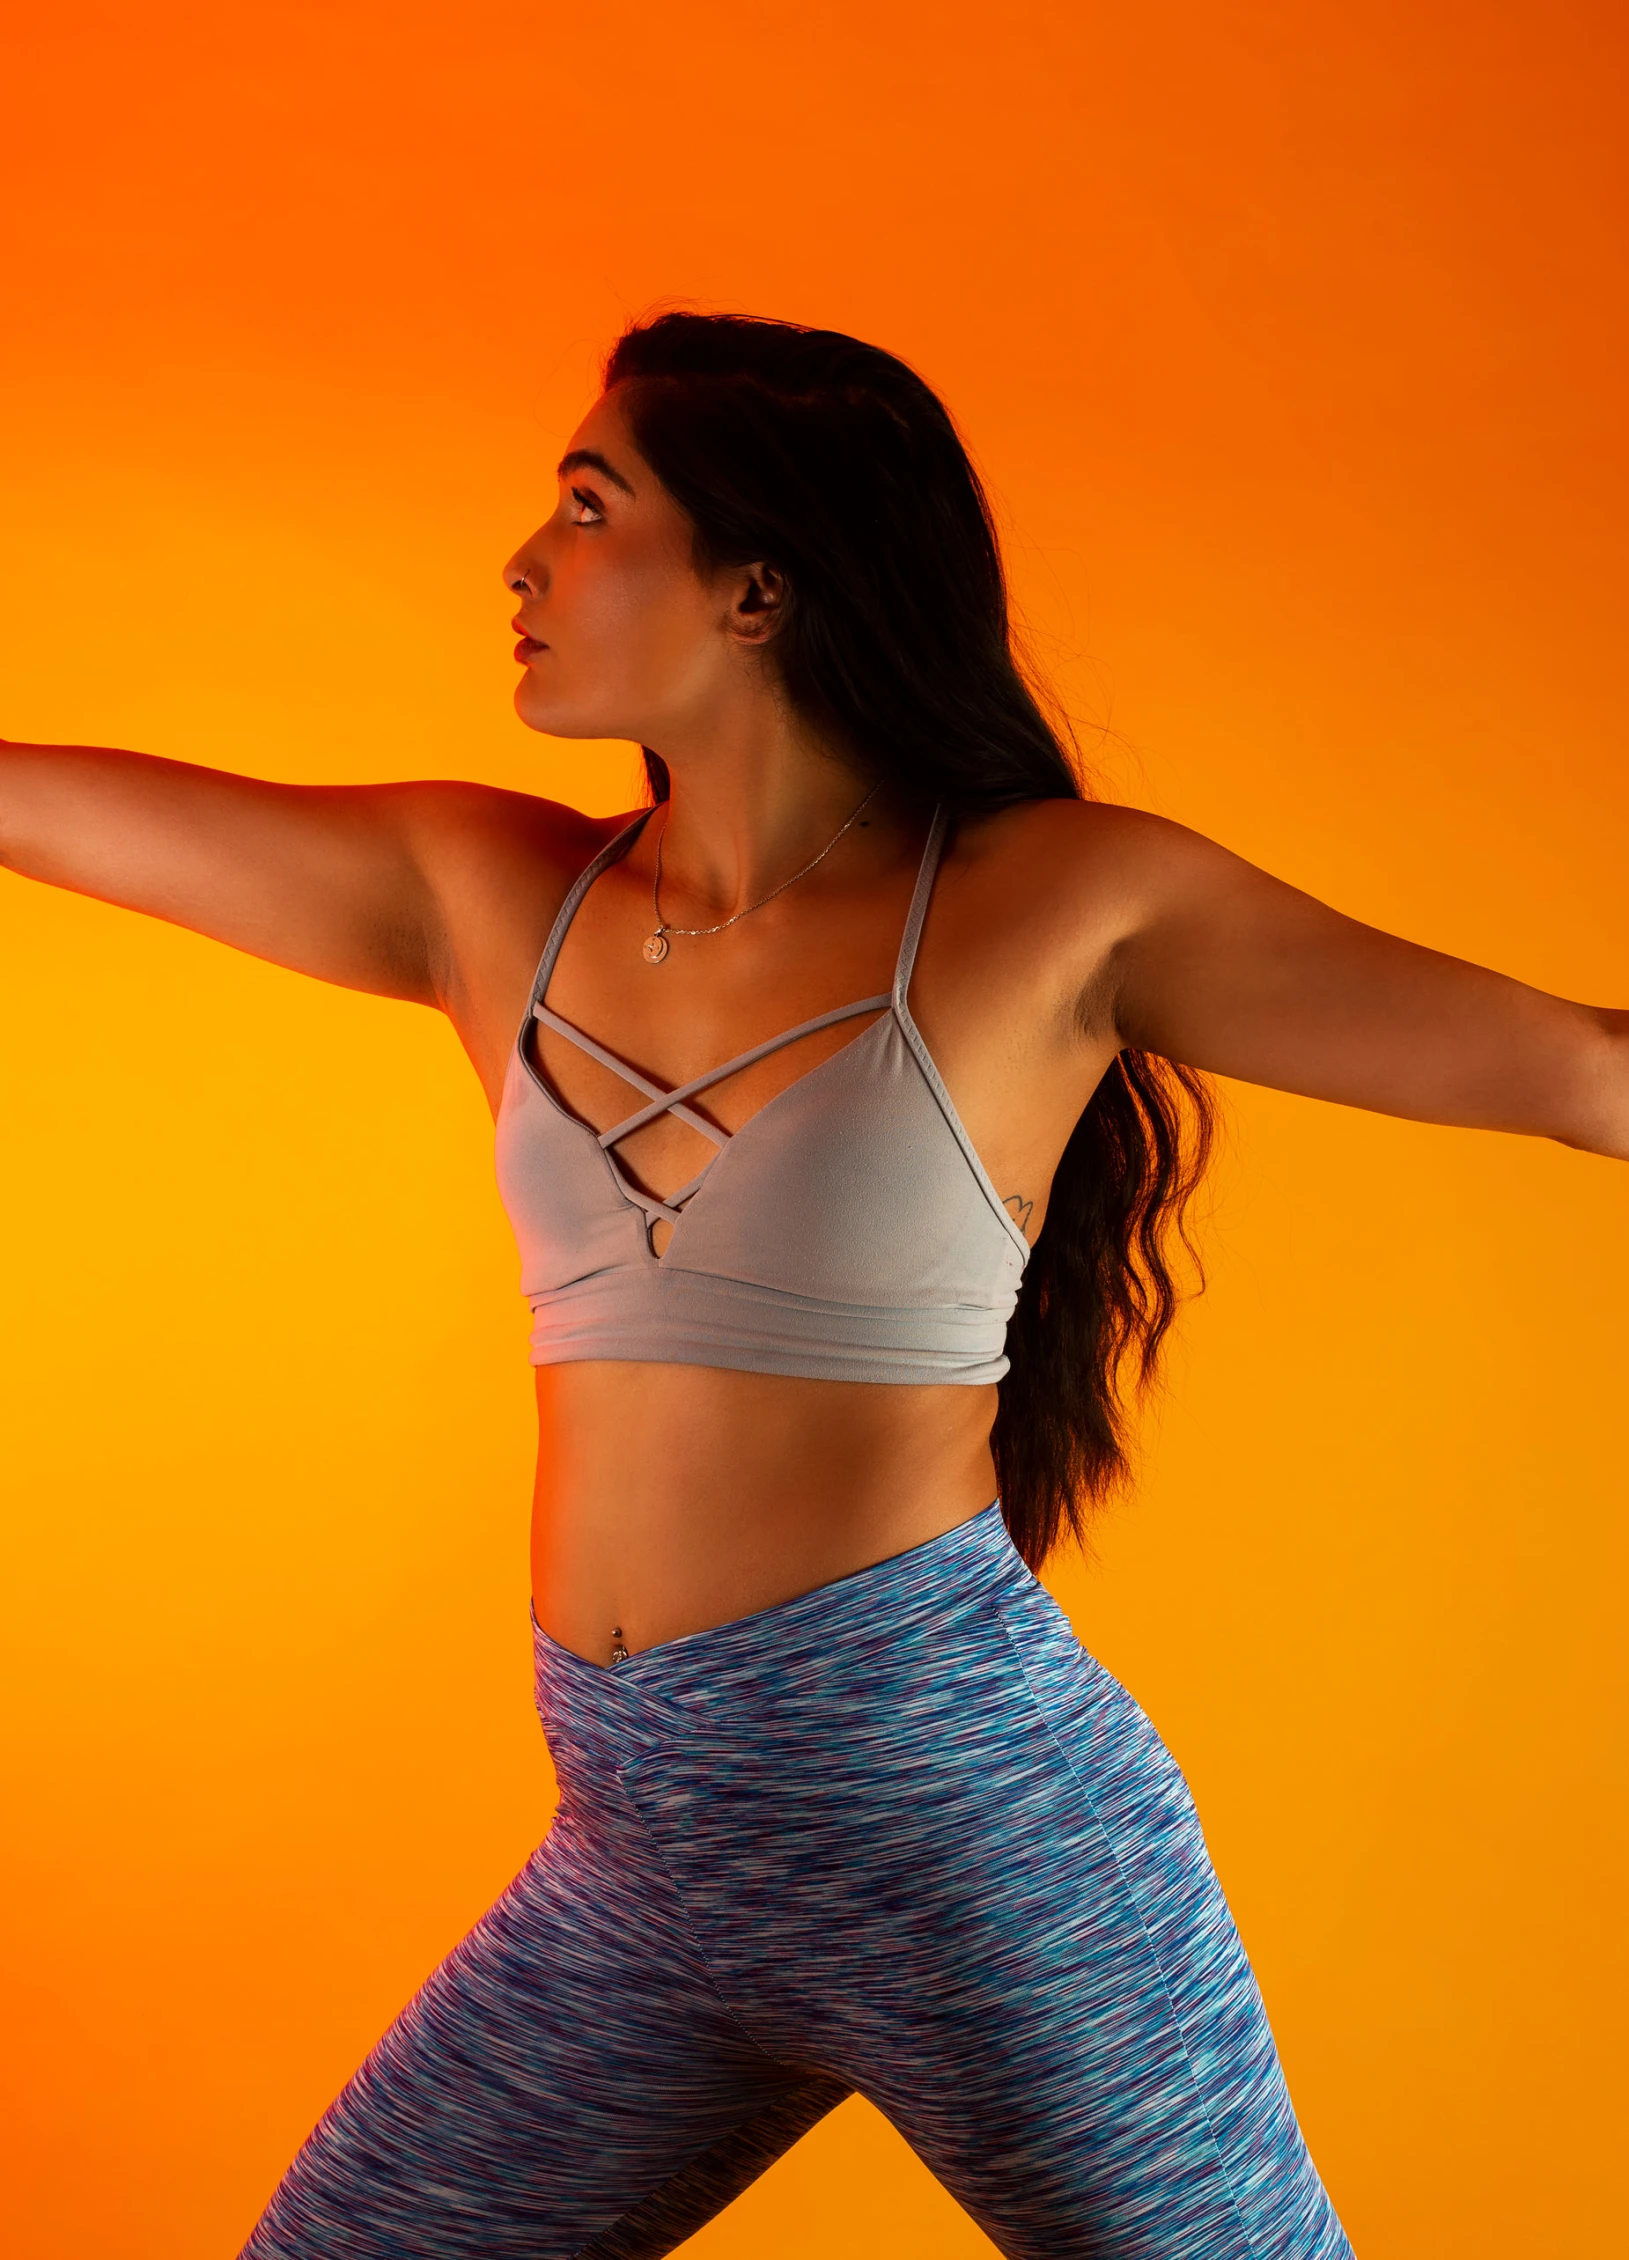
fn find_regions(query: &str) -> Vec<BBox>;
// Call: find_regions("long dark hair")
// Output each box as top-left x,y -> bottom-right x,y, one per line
603,312 -> 1215,1572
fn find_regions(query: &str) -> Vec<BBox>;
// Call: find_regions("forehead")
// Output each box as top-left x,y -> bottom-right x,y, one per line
562,390 -> 641,478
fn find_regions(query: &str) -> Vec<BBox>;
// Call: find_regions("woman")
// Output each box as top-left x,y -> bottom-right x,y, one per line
4,312 -> 1622,2260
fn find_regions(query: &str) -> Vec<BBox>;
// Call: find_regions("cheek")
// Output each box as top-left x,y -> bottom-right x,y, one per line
599,616 -> 715,722
519,560 -> 705,730
563,535 -> 709,673
603,562 -> 703,665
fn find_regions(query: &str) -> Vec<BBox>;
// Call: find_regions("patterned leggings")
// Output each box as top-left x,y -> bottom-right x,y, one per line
241,1505 -> 1354,2259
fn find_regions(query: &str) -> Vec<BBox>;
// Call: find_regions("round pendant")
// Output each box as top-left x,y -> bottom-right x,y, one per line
642,931 -> 670,964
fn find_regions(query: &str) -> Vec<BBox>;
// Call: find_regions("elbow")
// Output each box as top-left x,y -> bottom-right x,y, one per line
1554,1009 -> 1629,1162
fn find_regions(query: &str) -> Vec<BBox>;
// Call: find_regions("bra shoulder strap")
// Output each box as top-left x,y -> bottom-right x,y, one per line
893,806 -> 949,1003
527,806 -> 655,1007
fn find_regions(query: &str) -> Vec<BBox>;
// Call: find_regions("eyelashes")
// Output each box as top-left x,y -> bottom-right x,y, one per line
567,486 -> 605,526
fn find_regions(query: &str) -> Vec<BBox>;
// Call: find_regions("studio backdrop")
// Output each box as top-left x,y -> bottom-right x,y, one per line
2,4 -> 1624,2255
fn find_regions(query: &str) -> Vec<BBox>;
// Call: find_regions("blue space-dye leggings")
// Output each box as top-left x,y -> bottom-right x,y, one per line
242,1504 -> 1354,2259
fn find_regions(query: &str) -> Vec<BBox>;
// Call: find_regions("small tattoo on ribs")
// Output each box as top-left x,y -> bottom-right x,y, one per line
1003,1192 -> 1034,1233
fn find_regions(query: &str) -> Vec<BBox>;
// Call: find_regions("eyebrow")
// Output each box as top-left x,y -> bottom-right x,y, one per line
556,448 -> 636,497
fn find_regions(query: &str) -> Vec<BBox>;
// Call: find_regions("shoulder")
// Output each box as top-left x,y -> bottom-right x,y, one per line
384,779 -> 648,944
930,797 -> 1254,1036
380,780 -> 646,1021
950,796 -> 1215,918
387,779 -> 639,894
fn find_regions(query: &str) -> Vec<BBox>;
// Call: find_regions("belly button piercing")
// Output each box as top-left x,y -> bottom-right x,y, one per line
609,1625 -> 629,1666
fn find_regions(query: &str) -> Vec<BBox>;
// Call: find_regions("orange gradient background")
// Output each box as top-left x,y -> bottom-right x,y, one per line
2,5 -> 1625,2255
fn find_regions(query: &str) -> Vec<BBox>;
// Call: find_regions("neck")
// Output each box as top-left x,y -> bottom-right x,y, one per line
646,711 -> 902,919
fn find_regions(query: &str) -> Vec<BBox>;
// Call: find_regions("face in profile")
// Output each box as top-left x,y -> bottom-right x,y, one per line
502,391 -> 766,747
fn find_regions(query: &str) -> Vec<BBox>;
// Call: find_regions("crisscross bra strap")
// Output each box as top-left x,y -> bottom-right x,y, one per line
519,802 -> 948,1231
532,993 -> 891,1228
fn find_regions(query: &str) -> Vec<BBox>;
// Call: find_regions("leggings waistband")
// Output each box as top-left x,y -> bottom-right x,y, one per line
530,1501 -> 1037,1760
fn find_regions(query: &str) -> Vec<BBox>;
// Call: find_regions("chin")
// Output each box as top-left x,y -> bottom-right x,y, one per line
514,682 -> 630,741
513,679 -> 572,735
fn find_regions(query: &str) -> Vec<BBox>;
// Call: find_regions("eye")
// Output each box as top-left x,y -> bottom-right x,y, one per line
567,486 -> 605,526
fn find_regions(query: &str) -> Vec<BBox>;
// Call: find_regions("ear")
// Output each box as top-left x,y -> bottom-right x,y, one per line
727,562 -> 788,645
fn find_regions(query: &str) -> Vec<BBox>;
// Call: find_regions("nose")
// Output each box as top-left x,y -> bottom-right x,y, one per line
502,548 -> 539,596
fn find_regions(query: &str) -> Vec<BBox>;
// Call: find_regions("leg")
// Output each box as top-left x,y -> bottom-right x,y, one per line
241,1794 -> 848,2260
863,1612 -> 1353,2260
616,1573 -> 1353,2260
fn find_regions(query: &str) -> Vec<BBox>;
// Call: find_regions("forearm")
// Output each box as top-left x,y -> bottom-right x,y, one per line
1,736 -> 106,880
0,738 -> 239,898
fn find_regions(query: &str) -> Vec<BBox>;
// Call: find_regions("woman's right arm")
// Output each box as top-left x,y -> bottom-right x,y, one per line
0,739 -> 548,1010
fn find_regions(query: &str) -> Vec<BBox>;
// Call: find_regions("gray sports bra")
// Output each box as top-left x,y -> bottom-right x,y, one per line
493,805 -> 1031,1385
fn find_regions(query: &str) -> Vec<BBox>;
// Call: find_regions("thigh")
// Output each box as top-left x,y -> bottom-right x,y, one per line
240,1803 -> 847,2260
875,1605 -> 1355,2260
617,1581 -> 1353,2260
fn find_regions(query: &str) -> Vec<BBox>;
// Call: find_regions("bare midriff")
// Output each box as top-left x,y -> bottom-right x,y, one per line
529,1362 -> 1000,1667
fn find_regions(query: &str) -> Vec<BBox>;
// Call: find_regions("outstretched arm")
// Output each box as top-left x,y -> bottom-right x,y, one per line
1099,807 -> 1628,1161
0,738 -> 563,1014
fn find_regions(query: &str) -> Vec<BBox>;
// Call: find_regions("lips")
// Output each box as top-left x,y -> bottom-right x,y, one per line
514,637 -> 547,662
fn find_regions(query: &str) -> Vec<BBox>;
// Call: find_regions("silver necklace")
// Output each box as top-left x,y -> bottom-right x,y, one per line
641,782 -> 881,964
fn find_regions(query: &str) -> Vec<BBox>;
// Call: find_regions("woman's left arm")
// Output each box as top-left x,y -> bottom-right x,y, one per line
1099,808 -> 1629,1161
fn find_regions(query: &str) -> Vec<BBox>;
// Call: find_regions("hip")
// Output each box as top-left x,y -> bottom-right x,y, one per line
529,1498 -> 1205,1881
